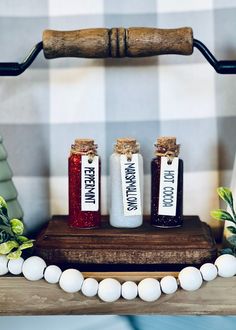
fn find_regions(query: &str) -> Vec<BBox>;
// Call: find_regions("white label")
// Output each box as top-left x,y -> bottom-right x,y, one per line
81,155 -> 99,211
158,157 -> 179,216
120,154 -> 142,216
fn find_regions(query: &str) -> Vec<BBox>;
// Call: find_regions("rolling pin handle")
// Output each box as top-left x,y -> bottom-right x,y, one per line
42,27 -> 194,59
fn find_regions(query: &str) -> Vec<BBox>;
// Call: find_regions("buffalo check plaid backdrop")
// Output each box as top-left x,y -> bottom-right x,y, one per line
0,0 -> 236,238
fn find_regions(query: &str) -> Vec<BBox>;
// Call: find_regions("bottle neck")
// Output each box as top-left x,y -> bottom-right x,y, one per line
71,144 -> 97,155
154,144 -> 180,163
114,142 -> 139,161
70,141 -> 98,162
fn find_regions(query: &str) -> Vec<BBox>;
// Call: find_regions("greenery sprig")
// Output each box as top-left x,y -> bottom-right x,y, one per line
0,196 -> 34,259
211,187 -> 236,255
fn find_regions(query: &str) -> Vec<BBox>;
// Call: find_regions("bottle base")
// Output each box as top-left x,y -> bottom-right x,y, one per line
68,224 -> 100,229
152,224 -> 182,229
109,223 -> 142,229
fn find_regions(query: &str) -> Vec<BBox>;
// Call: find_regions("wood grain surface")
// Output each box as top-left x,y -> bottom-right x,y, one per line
35,215 -> 217,267
43,27 -> 193,59
0,276 -> 235,315
82,271 -> 179,281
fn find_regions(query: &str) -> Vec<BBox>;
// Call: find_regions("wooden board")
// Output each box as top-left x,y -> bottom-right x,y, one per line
35,215 -> 217,270
0,276 -> 235,315
83,271 -> 179,281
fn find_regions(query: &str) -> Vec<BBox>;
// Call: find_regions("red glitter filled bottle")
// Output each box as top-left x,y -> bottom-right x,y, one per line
68,138 -> 101,228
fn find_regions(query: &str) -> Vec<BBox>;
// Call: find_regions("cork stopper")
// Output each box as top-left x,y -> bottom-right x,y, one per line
157,136 -> 176,148
115,137 -> 139,155
71,138 -> 97,154
75,138 -> 95,148
155,136 -> 180,157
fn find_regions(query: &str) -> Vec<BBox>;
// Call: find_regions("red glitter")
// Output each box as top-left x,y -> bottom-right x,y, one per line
68,153 -> 101,228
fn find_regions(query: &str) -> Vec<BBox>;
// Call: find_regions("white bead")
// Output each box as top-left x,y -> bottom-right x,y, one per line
0,255 -> 8,275
138,278 -> 161,302
200,263 -> 218,281
122,281 -> 138,300
160,276 -> 178,294
98,278 -> 121,302
59,269 -> 84,293
22,256 -> 46,281
215,254 -> 236,278
178,267 -> 202,291
81,278 -> 98,297
8,257 -> 24,275
44,265 -> 62,284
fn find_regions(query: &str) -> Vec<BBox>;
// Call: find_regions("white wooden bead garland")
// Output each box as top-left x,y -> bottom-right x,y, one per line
98,278 -> 121,302
8,257 -> 24,275
215,254 -> 236,278
82,278 -> 99,297
22,256 -> 46,281
160,275 -> 178,294
138,278 -> 161,302
0,254 -> 236,302
44,265 -> 62,284
59,269 -> 84,293
0,255 -> 9,275
178,266 -> 203,291
122,281 -> 138,300
200,263 -> 217,281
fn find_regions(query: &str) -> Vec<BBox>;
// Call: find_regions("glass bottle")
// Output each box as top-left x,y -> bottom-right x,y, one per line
110,138 -> 143,228
68,138 -> 101,228
151,136 -> 183,228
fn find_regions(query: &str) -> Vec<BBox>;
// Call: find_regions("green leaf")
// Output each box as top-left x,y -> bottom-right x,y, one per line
227,226 -> 236,234
217,187 -> 234,207
0,240 -> 19,254
0,214 -> 10,226
0,196 -> 8,217
17,235 -> 29,243
0,230 -> 10,244
19,240 -> 34,250
0,196 -> 7,209
10,219 -> 24,235
220,248 -> 234,255
7,248 -> 22,260
210,209 -> 235,222
0,224 -> 14,236
227,235 -> 236,246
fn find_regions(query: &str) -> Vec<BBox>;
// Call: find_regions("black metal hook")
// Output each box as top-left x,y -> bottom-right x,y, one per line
1,39 -> 236,75
0,42 -> 43,76
193,39 -> 236,74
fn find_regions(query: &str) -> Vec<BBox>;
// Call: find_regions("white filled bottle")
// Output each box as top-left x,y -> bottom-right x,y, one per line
109,138 -> 143,228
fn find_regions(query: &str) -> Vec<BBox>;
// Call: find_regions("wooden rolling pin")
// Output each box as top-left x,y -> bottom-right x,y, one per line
42,27 -> 193,59
1,26 -> 235,75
